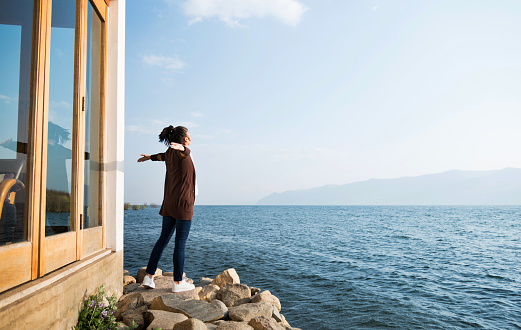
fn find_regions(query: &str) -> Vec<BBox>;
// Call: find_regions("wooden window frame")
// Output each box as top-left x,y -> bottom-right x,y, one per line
0,0 -> 109,293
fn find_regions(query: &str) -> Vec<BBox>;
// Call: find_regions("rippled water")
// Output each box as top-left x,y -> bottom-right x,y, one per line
124,205 -> 521,329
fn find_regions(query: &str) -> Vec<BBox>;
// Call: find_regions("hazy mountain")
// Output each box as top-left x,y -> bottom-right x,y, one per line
257,168 -> 521,205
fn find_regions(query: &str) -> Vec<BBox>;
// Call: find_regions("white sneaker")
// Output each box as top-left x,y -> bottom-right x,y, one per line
173,279 -> 195,293
142,275 -> 155,289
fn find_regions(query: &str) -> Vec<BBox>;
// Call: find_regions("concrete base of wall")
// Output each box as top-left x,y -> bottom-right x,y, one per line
0,249 -> 123,330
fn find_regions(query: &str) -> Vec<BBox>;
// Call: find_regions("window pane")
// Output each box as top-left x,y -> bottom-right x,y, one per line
0,0 -> 33,245
45,0 -> 75,236
84,2 -> 102,229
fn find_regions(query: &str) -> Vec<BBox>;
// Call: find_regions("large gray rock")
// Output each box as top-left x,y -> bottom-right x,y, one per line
150,294 -> 224,322
211,299 -> 229,320
197,277 -> 214,287
199,284 -> 220,302
132,276 -> 199,306
250,291 -> 281,312
123,283 -> 140,295
116,292 -> 145,320
248,316 -> 284,330
218,284 -> 251,307
122,305 -> 147,330
144,310 -> 188,330
211,268 -> 240,288
228,302 -> 273,322
136,267 -> 162,283
173,318 -> 207,330
215,321 -> 254,330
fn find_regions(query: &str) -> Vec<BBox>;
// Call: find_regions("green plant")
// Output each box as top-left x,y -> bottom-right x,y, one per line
132,205 -> 140,210
75,285 -> 118,330
124,203 -> 131,210
124,321 -> 139,330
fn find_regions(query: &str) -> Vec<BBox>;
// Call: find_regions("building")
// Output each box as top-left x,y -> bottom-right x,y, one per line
0,0 -> 125,328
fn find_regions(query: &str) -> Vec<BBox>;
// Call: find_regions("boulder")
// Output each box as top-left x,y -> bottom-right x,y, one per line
228,302 -> 273,322
248,316 -> 284,330
215,321 -> 254,330
199,284 -> 220,302
163,271 -> 187,278
123,283 -> 140,295
271,307 -> 283,323
205,323 -> 218,330
123,270 -> 130,276
195,286 -> 203,295
136,267 -> 162,283
211,268 -> 240,288
218,284 -> 251,307
210,299 -> 229,320
173,318 -> 207,330
150,294 -> 224,322
122,305 -> 147,330
197,277 -> 214,287
116,292 -> 145,320
144,310 -> 188,330
124,275 -> 137,286
250,287 -> 261,296
131,276 -> 199,305
250,291 -> 281,312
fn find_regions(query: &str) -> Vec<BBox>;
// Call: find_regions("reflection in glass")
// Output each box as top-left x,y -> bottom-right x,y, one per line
45,0 -> 75,236
84,3 -> 102,229
0,0 -> 33,245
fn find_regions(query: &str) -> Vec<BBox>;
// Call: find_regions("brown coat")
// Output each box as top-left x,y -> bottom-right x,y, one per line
151,147 -> 196,220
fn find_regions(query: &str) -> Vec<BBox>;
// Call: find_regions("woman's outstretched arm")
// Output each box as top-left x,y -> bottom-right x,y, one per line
138,153 -> 166,162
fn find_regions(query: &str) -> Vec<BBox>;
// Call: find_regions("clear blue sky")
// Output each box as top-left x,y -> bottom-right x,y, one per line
124,0 -> 521,205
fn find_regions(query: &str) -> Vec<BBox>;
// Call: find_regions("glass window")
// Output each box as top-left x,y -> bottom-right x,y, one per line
84,1 -> 102,229
0,0 -> 33,245
45,0 -> 76,236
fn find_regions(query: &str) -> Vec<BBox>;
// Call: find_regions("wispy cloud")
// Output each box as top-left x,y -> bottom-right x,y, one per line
0,94 -> 14,104
142,54 -> 186,71
182,0 -> 308,27
372,4 -> 381,11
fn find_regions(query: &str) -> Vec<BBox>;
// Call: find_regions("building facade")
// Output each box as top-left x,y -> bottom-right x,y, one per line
0,0 -> 125,328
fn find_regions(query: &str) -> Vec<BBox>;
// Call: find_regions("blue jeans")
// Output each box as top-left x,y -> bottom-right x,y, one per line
146,216 -> 192,281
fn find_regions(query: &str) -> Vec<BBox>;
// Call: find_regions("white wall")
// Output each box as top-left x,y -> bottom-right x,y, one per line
105,0 -> 125,252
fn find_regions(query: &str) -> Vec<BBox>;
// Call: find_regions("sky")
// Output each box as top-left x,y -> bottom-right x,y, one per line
124,0 -> 521,205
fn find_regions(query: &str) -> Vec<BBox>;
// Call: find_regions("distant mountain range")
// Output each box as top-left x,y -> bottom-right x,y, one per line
257,168 -> 521,205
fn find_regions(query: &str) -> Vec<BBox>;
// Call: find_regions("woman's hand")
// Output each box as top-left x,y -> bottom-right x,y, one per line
138,154 -> 150,162
170,142 -> 185,151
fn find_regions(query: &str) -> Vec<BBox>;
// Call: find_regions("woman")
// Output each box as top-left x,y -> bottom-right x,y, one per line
138,125 -> 196,292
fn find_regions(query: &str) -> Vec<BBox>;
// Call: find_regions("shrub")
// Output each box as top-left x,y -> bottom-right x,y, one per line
140,205 -> 146,210
74,285 -> 117,330
132,205 -> 140,210
124,203 -> 131,210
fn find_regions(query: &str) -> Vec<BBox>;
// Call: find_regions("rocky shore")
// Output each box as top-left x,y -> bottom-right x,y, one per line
119,268 -> 302,330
